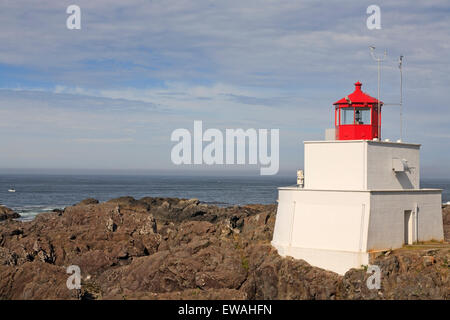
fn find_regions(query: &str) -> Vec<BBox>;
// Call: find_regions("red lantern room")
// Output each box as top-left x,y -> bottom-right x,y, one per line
333,81 -> 383,140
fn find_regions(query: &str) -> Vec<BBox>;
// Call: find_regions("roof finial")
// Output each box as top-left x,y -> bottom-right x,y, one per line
355,81 -> 362,90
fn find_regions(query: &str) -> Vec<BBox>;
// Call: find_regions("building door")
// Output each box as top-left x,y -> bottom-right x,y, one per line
404,210 -> 413,245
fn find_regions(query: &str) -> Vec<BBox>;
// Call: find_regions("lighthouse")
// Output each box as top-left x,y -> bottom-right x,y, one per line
271,81 -> 444,275
334,81 -> 381,140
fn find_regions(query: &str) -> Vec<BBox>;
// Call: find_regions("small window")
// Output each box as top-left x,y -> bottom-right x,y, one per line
355,107 -> 371,124
341,108 -> 354,125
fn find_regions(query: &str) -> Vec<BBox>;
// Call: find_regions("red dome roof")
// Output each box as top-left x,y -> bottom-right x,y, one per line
333,81 -> 382,105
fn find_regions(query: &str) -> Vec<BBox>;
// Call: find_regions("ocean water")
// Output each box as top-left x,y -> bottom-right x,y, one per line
0,174 -> 448,221
0,174 -> 294,221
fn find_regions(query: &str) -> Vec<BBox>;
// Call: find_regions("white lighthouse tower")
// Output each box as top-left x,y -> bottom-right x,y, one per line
271,81 -> 444,275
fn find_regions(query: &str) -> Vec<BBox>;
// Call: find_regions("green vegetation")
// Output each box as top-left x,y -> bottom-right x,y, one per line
241,256 -> 249,272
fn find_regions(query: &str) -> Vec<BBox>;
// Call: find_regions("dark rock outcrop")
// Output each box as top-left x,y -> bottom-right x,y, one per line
443,205 -> 450,242
0,197 -> 448,300
0,206 -> 20,221
76,198 -> 99,206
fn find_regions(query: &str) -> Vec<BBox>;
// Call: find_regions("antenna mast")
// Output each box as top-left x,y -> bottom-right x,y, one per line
369,46 -> 387,140
399,55 -> 404,141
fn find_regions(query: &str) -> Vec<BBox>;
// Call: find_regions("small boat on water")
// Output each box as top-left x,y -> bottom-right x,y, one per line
8,187 -> 16,193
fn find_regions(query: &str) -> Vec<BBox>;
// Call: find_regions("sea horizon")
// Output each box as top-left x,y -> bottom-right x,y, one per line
1,173 -> 449,221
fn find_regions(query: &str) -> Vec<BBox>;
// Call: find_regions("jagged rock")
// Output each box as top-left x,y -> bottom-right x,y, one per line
0,196 -> 448,300
0,206 -> 20,221
76,198 -> 99,206
422,256 -> 436,267
0,261 -> 77,299
138,214 -> 157,235
106,217 -> 117,232
443,206 -> 450,241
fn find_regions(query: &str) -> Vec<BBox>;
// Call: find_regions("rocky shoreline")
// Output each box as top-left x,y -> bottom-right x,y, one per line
0,197 -> 449,300
0,206 -> 21,221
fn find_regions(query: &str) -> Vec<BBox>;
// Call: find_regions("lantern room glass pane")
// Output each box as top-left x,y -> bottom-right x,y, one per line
341,108 -> 354,125
355,107 -> 371,124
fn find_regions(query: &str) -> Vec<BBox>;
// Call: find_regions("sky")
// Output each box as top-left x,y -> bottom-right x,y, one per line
0,0 -> 449,177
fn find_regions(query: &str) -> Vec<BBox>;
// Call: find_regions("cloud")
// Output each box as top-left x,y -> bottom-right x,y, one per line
0,1 -> 449,176
70,138 -> 134,143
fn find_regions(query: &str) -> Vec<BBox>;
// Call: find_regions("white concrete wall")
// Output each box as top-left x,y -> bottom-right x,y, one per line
272,189 -> 297,246
366,142 -> 420,190
272,187 -> 444,274
304,141 -> 366,190
303,140 -> 420,191
367,191 -> 444,250
273,189 -> 371,252
275,246 -> 369,276
272,139 -> 443,275
272,188 -> 371,274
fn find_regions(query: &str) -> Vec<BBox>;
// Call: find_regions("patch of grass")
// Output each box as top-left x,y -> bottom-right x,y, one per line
442,257 -> 450,268
241,256 -> 249,272
398,241 -> 450,251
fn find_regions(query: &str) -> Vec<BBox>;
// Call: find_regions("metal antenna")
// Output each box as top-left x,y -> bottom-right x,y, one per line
375,55 -> 404,142
369,46 -> 387,139
398,55 -> 404,141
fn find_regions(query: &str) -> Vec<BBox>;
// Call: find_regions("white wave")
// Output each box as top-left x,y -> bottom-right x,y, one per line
14,205 -> 66,221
